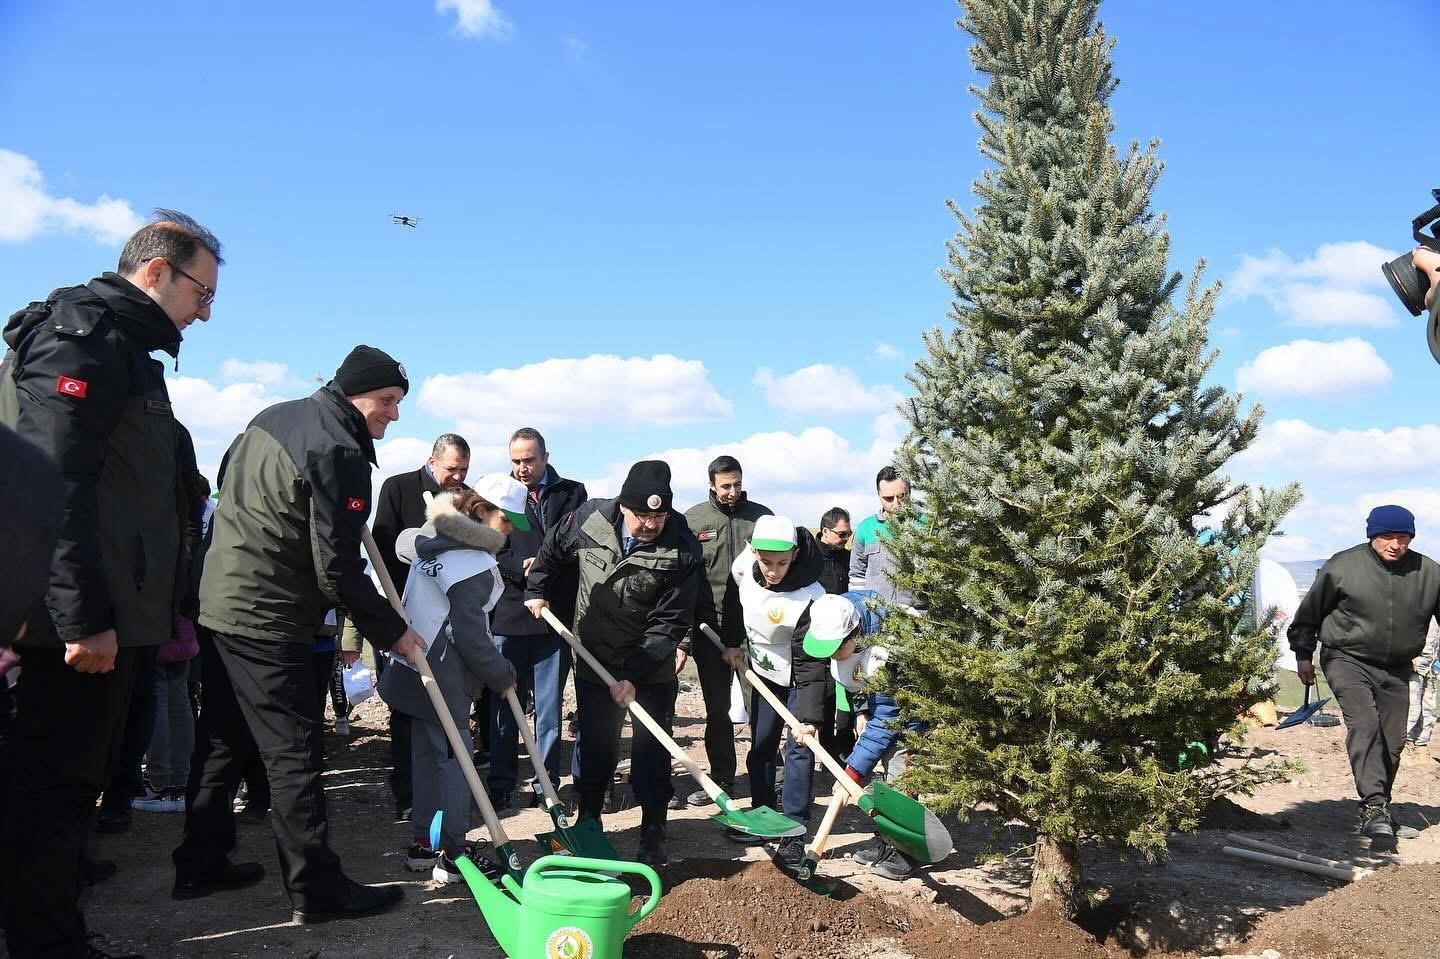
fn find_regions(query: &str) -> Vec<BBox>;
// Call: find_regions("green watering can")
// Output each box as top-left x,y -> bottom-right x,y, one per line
457,854 -> 662,959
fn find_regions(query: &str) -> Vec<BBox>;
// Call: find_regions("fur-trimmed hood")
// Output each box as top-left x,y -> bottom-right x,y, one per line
396,492 -> 508,565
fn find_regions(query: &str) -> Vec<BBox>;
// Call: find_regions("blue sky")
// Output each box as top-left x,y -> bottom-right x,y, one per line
2,0 -> 1437,558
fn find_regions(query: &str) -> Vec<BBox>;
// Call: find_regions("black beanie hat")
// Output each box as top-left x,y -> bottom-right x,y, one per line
0,424 -> 63,644
335,345 -> 409,396
619,460 -> 673,513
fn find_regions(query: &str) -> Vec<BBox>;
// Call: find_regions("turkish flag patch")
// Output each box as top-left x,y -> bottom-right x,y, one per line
56,375 -> 88,398
698,529 -> 715,542
346,497 -> 366,512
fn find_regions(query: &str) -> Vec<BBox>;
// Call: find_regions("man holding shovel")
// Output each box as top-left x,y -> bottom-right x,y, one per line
1288,504 -> 1440,849
524,460 -> 702,866
175,345 -> 425,923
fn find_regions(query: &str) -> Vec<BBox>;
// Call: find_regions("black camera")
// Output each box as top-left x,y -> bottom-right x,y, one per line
1381,189 -> 1440,317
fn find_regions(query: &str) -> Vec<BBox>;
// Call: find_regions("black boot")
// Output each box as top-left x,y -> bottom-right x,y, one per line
578,789 -> 606,824
637,808 -> 667,867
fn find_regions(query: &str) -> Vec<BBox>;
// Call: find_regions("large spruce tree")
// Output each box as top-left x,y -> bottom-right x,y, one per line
888,0 -> 1300,914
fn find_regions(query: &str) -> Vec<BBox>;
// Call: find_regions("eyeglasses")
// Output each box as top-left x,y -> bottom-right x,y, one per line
167,259 -> 215,306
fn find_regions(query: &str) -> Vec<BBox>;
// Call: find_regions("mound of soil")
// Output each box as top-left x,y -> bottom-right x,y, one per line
627,859 -> 1127,959
1242,863 -> 1440,959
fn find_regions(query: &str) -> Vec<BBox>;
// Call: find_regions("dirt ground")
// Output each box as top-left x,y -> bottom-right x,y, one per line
35,682 -> 1440,959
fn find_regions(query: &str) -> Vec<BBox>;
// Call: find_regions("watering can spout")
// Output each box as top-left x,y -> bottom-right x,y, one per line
457,857 -> 522,957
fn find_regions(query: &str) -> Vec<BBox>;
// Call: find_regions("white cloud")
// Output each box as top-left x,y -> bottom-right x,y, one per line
167,374 -> 297,483
0,149 -> 142,245
436,0 -> 511,38
873,341 -> 902,360
1236,338 -> 1391,398
753,364 -> 903,416
562,34 -> 588,54
220,359 -> 289,385
1229,241 -> 1400,328
418,354 -> 732,438
1232,419 -> 1440,479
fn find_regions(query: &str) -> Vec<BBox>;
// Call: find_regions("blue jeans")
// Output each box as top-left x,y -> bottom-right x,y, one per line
847,693 -> 923,781
488,633 -> 571,794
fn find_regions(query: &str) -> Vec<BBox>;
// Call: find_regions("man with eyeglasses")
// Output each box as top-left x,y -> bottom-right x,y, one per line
849,466 -> 925,611
524,460 -> 702,867
0,210 -> 221,958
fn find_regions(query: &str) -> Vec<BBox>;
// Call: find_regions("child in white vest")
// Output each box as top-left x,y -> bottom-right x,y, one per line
717,515 -> 826,849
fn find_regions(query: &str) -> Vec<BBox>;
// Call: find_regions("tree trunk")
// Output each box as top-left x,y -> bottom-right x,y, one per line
1028,833 -> 1081,919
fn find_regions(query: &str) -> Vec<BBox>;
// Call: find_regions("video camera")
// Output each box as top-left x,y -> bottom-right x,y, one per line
1381,190 -> 1440,360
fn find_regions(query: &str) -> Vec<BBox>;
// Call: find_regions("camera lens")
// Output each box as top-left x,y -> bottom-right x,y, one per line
1381,254 -> 1429,317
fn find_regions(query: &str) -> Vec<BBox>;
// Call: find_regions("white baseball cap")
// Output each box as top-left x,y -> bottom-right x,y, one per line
803,594 -> 863,658
750,514 -> 797,552
470,473 -> 531,531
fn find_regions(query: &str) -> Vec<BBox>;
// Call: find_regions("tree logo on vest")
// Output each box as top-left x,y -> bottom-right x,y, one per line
546,927 -> 592,959
766,603 -> 785,624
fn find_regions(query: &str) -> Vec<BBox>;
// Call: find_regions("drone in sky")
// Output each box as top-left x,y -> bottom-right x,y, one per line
391,214 -> 421,228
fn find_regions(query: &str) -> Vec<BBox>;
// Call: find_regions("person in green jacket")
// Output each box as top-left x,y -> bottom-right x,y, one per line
678,454 -> 771,806
1288,504 -> 1440,849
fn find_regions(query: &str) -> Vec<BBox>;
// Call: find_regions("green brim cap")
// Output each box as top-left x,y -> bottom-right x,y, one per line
803,629 -> 844,658
751,537 -> 795,552
503,508 -> 531,532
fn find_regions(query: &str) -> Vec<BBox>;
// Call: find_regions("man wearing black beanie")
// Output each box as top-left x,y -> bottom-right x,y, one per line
524,459 -> 702,866
1289,504 -> 1440,850
175,344 -> 424,922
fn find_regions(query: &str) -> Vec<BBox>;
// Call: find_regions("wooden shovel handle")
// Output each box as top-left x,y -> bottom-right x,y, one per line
540,606 -> 726,802
505,688 -> 567,822
697,623 -> 864,803
803,783 -> 851,866
361,525 -> 511,848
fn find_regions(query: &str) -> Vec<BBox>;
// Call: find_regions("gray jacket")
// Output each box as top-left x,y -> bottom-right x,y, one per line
379,497 -> 516,730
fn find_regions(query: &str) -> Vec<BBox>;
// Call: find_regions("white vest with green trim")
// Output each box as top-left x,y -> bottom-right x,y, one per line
730,546 -> 825,686
831,644 -> 890,693
393,548 -> 501,672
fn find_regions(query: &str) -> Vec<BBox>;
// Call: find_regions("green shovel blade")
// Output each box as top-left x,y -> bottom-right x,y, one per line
535,817 -> 621,861
858,782 -> 953,864
710,793 -> 806,838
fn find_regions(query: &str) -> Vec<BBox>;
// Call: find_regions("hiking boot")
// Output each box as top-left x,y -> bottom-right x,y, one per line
1359,803 -> 1396,850
637,824 -> 668,867
404,841 -> 440,872
868,843 -> 917,881
773,836 -> 806,871
850,837 -> 888,867
723,826 -> 769,847
172,860 -> 266,900
686,782 -> 729,807
291,878 -> 404,925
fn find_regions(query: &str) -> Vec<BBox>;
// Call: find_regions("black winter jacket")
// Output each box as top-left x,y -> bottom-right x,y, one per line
372,466 -> 448,599
1288,542 -> 1440,667
491,464 -> 587,637
2,274 -> 189,648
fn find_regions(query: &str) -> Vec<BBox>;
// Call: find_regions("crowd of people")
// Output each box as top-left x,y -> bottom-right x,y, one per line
6,212 -> 1440,959
0,211 -> 928,959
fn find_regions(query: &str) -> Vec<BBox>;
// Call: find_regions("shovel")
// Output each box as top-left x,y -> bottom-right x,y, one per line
540,607 -> 804,840
503,688 -> 620,860
362,525 -> 523,882
791,782 -> 850,895
699,623 -> 952,865
1278,682 -> 1331,730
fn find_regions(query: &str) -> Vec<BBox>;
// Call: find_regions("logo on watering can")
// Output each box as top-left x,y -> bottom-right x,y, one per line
546,927 -> 593,959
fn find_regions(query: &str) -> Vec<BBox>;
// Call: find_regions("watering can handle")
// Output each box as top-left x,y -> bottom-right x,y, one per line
530,855 -> 664,927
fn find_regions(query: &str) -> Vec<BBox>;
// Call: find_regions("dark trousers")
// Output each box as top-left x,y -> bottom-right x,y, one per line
488,632 -> 571,793
820,673 -> 856,760
374,652 -> 412,807
175,630 -> 344,904
574,677 -> 676,814
1322,648 -> 1411,806
692,634 -> 737,783
2,644 -> 140,959
747,675 -> 815,821
100,645 -> 159,809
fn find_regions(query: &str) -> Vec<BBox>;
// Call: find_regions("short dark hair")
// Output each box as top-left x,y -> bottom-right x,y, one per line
708,455 -> 742,483
117,209 -> 224,275
509,427 -> 547,456
875,465 -> 902,489
820,507 -> 851,531
432,433 -> 470,459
